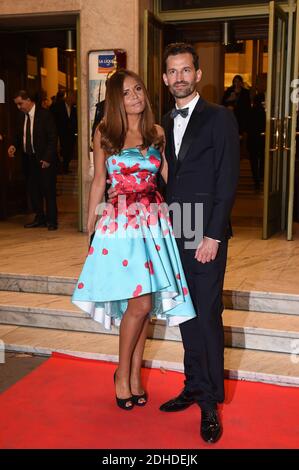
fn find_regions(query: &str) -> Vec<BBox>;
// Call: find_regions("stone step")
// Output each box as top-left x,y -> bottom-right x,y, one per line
0,273 -> 76,296
0,324 -> 298,387
56,184 -> 78,190
0,291 -> 299,354
235,191 -> 263,198
223,288 -> 299,315
57,190 -> 78,196
57,176 -> 78,181
1,272 -> 298,315
56,181 -> 78,187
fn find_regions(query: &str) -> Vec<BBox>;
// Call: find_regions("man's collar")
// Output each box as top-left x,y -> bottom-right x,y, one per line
175,92 -> 200,112
28,104 -> 36,116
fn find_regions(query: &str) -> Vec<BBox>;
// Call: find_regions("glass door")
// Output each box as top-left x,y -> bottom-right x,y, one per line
286,0 -> 299,240
263,1 -> 288,239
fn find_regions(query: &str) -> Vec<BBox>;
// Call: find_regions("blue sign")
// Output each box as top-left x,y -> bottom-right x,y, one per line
98,54 -> 115,72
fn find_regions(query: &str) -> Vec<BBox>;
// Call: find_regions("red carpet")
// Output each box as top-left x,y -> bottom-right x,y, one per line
0,352 -> 298,449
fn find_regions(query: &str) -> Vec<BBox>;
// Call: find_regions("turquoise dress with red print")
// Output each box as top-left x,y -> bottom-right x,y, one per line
72,146 -> 196,329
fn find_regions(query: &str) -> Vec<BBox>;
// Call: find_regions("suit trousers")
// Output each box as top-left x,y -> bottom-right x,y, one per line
177,238 -> 228,410
26,154 -> 57,225
59,135 -> 76,172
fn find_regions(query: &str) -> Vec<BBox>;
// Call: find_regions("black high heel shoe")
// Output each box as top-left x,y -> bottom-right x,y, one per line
132,392 -> 148,406
114,371 -> 134,411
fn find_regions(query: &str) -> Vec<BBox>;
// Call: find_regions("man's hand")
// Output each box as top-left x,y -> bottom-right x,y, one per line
107,180 -> 118,203
87,219 -> 97,248
195,237 -> 219,264
8,145 -> 16,158
40,160 -> 50,169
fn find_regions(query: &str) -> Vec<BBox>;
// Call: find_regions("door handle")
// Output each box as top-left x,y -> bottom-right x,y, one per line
283,116 -> 292,150
269,117 -> 279,152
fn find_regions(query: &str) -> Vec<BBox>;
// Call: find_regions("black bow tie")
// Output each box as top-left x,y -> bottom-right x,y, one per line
170,107 -> 189,119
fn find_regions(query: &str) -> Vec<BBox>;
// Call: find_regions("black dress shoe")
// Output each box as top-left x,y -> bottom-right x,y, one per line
200,408 -> 222,443
159,390 -> 196,412
48,224 -> 58,231
24,219 -> 47,228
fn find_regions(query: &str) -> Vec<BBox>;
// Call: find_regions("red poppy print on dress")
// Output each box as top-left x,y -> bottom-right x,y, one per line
182,287 -> 188,296
149,155 -> 160,169
102,248 -> 108,255
118,162 -> 140,175
78,282 -> 84,289
133,284 -> 142,297
145,260 -> 154,275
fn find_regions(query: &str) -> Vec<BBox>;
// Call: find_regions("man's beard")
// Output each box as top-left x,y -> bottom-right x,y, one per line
170,82 -> 195,99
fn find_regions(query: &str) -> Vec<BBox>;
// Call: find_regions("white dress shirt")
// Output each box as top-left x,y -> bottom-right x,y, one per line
173,92 -> 199,157
173,93 -> 220,244
65,102 -> 71,118
23,104 -> 35,153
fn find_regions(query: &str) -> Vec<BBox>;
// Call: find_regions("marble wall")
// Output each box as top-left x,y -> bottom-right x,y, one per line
0,0 -> 153,229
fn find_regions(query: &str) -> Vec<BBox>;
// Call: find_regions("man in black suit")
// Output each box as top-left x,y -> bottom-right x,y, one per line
8,90 -> 58,230
51,91 -> 77,174
159,43 -> 240,443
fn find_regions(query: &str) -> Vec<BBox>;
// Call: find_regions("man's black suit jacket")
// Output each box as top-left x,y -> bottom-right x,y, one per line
52,101 -> 77,141
14,106 -> 57,164
162,97 -> 240,244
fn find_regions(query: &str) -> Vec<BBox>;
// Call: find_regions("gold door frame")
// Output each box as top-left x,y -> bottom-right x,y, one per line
263,1 -> 288,239
76,14 -> 83,231
154,1 -> 291,22
287,0 -> 299,239
143,10 -> 164,123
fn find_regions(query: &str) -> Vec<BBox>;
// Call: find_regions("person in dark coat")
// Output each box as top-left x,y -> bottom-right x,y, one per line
8,90 -> 58,230
159,43 -> 240,444
247,92 -> 266,190
222,74 -> 251,135
52,91 -> 77,174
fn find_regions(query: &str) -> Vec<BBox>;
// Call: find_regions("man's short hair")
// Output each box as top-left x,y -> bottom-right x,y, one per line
163,43 -> 199,71
13,90 -> 35,101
